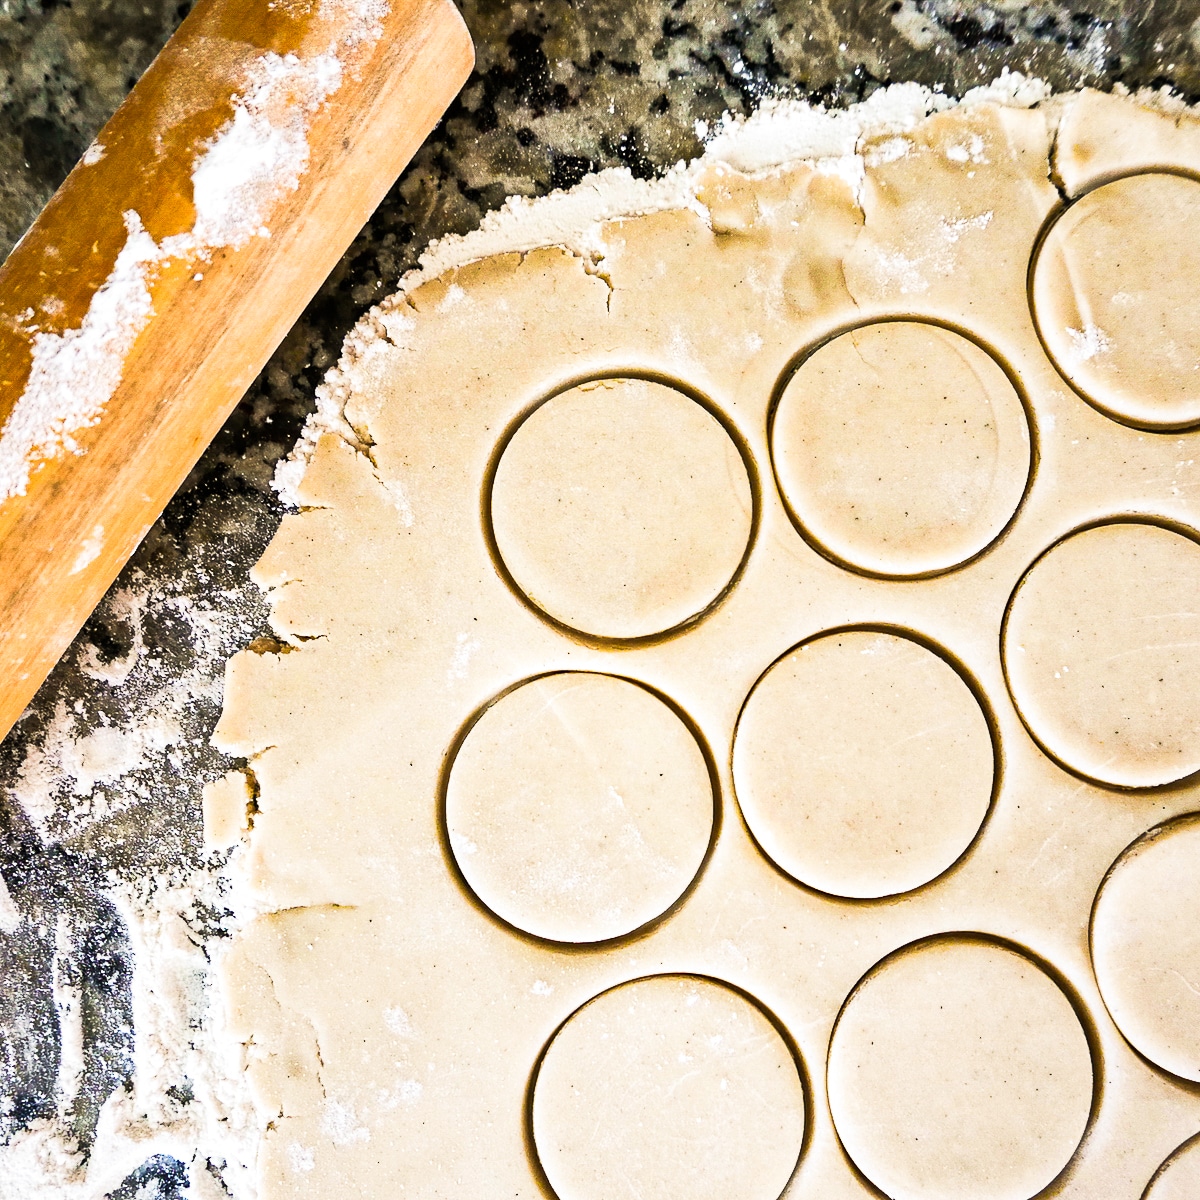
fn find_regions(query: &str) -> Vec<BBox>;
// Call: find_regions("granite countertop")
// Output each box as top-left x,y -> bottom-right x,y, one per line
2,0 -> 1200,1193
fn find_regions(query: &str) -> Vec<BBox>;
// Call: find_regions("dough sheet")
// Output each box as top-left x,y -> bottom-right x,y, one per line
211,88 -> 1200,1199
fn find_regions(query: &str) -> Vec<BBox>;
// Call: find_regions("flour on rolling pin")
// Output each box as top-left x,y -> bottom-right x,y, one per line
0,0 -> 387,505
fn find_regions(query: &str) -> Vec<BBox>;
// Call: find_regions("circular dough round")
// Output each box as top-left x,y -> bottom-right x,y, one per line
772,321 -> 1031,577
444,672 -> 713,943
1002,520 -> 1200,788
828,936 -> 1095,1200
531,975 -> 806,1200
490,376 -> 754,640
1144,1135 -> 1200,1200
1032,172 -> 1200,429
1091,816 -> 1200,1080
732,629 -> 994,898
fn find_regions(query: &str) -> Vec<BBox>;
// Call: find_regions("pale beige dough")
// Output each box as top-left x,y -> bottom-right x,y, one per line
212,89 -> 1200,1200
827,936 -> 1094,1200
732,628 -> 993,898
772,321 -> 1031,577
1002,521 -> 1200,789
531,975 -> 806,1200
490,376 -> 754,640
1143,1135 -> 1200,1200
444,671 -> 713,943
1032,173 -> 1200,430
1091,816 -> 1200,1081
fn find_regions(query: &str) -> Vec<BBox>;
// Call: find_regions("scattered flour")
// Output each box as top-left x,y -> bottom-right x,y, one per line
1066,322 -> 1114,363
0,878 -> 259,1200
383,1005 -> 415,1037
446,631 -> 480,683
0,0 -> 390,505
286,1141 -> 315,1174
0,872 -> 19,933
378,475 -> 415,525
70,524 -> 107,575
0,213 -> 157,503
942,211 -> 995,242
946,132 -> 988,164
78,586 -> 147,687
13,576 -> 248,841
189,50 -> 344,250
319,1098 -> 370,1147
51,917 -> 86,1121
319,0 -> 388,47
863,134 -> 913,167
1,565 -> 260,1198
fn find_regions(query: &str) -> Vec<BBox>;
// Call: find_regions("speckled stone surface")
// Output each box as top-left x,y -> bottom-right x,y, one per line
4,0 -> 1200,1192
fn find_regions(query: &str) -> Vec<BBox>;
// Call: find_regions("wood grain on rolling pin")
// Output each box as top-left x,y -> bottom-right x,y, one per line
0,0 -> 473,739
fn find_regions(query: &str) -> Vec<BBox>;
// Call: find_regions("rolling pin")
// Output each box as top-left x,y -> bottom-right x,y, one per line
0,0 -> 473,741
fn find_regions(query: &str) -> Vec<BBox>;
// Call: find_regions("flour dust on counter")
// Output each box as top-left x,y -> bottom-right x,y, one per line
0,537 -> 272,1197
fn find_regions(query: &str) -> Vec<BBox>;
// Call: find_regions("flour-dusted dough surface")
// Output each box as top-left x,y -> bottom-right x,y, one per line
212,86 -> 1200,1199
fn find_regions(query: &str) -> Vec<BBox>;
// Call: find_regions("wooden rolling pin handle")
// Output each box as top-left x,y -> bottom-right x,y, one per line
0,0 -> 474,740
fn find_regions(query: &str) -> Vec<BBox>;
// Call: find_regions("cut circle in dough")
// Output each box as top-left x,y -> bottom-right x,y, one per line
1091,815 -> 1200,1081
1032,172 -> 1200,430
444,672 -> 714,944
1143,1134 -> 1200,1200
489,375 -> 755,641
1002,519 -> 1200,789
530,974 -> 806,1200
732,628 -> 994,899
827,935 -> 1095,1200
771,321 -> 1031,577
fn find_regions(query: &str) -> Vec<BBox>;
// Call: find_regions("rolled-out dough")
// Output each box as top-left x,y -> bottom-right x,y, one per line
211,85 -> 1200,1199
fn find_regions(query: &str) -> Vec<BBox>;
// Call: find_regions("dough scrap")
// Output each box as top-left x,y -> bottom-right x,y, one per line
214,87 -> 1200,1200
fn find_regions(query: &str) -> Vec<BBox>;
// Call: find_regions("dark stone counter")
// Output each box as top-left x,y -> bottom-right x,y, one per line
3,0 -> 1200,1192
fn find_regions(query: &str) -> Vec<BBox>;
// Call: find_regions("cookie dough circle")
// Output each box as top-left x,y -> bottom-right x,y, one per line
1002,521 -> 1200,788
1144,1135 -> 1200,1199
1032,173 -> 1200,429
732,629 -> 994,899
444,672 -> 713,944
531,975 -> 806,1200
1091,817 -> 1200,1080
489,376 -> 754,640
771,322 -> 1031,577
828,937 -> 1094,1200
